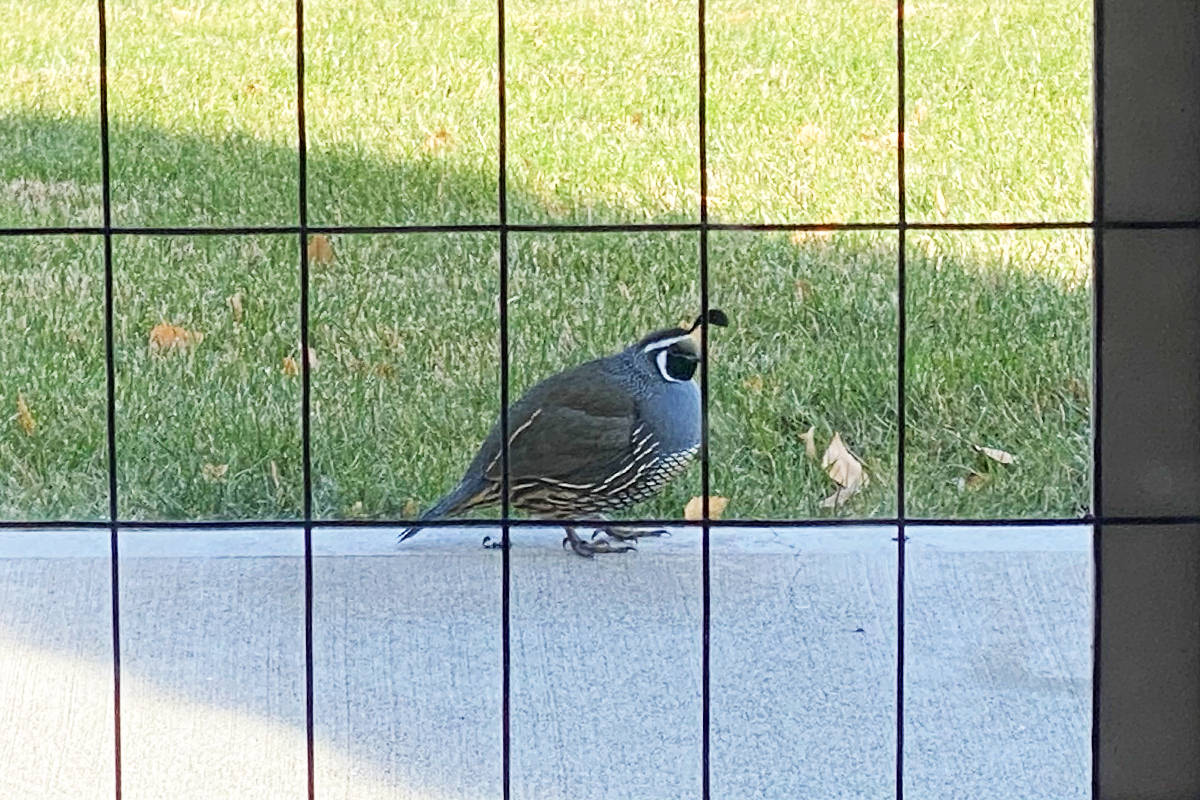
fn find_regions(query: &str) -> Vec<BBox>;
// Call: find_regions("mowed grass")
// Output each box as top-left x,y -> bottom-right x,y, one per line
0,0 -> 1091,521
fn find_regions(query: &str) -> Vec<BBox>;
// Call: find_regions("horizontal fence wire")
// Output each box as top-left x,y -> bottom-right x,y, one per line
6,514 -> 1200,531
5,220 -> 1200,238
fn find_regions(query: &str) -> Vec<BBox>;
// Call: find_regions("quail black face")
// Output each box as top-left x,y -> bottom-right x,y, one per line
637,308 -> 727,383
642,336 -> 699,382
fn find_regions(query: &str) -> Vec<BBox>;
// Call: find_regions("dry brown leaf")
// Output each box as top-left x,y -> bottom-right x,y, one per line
911,98 -> 930,125
819,489 -> 854,509
799,426 -> 817,460
1066,377 -> 1089,404
789,227 -> 835,246
16,393 -> 36,436
148,322 -> 202,355
684,495 -> 730,521
743,374 -> 764,393
422,126 -> 454,154
934,185 -> 948,218
226,292 -> 244,322
860,130 -> 901,152
796,122 -> 827,146
628,111 -> 644,126
307,234 -> 335,265
202,463 -> 229,482
914,234 -> 938,258
242,80 -> 264,97
403,498 -> 420,517
281,356 -> 299,377
819,432 -> 869,508
974,444 -> 1016,465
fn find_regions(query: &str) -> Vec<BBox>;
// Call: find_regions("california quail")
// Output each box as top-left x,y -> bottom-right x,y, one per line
398,309 -> 729,557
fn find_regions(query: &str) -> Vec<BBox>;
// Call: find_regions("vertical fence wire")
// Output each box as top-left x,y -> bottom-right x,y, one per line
696,0 -> 710,796
895,1 -> 908,797
96,0 -> 121,797
497,0 -> 512,797
1090,0 -> 1104,795
293,0 -> 316,797
697,1 -> 712,797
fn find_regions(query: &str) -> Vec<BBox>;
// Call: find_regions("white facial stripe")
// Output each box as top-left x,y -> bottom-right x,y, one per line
656,349 -> 688,382
641,333 -> 690,354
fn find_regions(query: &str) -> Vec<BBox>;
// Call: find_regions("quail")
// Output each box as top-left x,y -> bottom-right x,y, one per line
398,309 -> 729,557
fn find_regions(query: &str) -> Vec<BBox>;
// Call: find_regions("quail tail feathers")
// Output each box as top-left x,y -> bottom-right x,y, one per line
397,477 -> 492,542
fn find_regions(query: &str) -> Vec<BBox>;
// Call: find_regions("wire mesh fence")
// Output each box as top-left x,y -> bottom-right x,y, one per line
1,0 -> 1199,797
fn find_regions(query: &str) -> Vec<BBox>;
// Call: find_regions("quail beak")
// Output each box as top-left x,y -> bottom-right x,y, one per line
684,327 -> 704,358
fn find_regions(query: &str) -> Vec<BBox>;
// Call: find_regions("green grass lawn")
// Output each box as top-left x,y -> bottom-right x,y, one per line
0,0 -> 1091,522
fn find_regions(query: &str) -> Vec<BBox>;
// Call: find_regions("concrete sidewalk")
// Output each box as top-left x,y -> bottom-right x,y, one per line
0,526 -> 1091,799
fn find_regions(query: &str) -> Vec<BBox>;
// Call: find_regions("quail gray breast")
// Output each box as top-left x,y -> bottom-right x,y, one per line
398,308 -> 728,557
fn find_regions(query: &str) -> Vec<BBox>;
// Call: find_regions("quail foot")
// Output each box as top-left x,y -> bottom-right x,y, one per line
398,309 -> 729,557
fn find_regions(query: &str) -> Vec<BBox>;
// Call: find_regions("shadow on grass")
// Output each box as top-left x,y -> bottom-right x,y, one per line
1,111 -> 1089,525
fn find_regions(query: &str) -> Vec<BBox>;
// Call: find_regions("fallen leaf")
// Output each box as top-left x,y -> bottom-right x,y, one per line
796,122 -> 826,146
819,491 -> 848,509
281,356 -> 299,377
799,426 -> 817,460
269,460 -> 281,492
226,292 -> 244,322
242,80 -> 264,96
789,227 -> 835,246
911,98 -> 930,125
934,185 -> 948,218
860,130 -> 901,152
422,125 -> 454,154
974,444 -> 1016,465
148,322 -> 202,355
1066,377 -> 1089,404
16,393 -> 36,435
403,498 -> 420,517
628,111 -> 643,126
964,471 -> 988,489
307,234 -> 335,265
202,463 -> 229,482
684,495 -> 730,521
743,374 -> 764,393
820,432 -> 869,508
915,234 -> 937,258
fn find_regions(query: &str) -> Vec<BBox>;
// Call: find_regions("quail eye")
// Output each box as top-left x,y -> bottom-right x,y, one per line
663,347 -> 699,381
